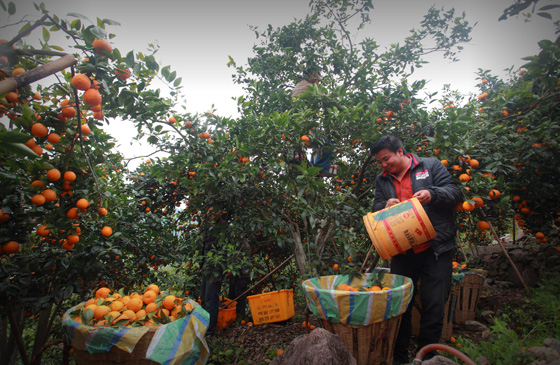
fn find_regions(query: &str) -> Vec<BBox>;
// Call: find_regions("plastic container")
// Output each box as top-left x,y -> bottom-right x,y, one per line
363,197 -> 436,260
247,289 -> 295,325
216,297 -> 237,330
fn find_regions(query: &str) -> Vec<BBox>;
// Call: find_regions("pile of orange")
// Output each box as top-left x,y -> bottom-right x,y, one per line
335,283 -> 391,292
71,285 -> 193,328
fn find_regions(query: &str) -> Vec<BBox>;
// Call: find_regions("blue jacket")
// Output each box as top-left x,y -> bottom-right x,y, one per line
372,154 -> 462,257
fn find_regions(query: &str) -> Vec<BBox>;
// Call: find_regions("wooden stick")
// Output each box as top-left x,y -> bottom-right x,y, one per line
480,210 -> 529,291
0,54 -> 76,95
220,254 -> 295,310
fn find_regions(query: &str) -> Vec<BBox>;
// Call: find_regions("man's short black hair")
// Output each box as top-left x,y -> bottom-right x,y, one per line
370,135 -> 406,156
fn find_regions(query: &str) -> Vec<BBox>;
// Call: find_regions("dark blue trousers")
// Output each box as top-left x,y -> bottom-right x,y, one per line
390,246 -> 454,363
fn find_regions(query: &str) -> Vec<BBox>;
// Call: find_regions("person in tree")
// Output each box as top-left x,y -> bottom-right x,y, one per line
199,206 -> 228,337
370,135 -> 462,363
291,69 -> 337,177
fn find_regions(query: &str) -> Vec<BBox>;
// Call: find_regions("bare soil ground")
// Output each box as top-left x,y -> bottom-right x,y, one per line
206,283 -> 525,364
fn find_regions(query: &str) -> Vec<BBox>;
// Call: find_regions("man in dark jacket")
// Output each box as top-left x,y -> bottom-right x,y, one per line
370,135 -> 462,363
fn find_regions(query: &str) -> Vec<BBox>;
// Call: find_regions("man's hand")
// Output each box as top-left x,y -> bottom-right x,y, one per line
385,198 -> 400,208
413,190 -> 432,205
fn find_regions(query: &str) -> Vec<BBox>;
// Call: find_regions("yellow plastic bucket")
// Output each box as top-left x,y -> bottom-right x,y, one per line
363,197 -> 436,260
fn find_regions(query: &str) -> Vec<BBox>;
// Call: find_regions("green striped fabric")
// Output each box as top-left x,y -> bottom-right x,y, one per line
302,270 -> 413,325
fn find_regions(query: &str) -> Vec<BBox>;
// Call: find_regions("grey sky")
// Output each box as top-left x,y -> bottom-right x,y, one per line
2,0 -> 557,168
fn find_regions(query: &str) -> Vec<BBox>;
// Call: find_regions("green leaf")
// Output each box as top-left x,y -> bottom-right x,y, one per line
42,27 -> 50,42
173,78 -> 182,87
67,12 -> 93,22
18,22 -> 31,35
125,51 -> 135,68
537,12 -> 552,20
0,143 -> 39,158
144,55 -> 159,71
0,131 -> 33,143
8,1 -> 15,15
539,4 -> 560,11
168,70 -> 176,82
90,26 -> 108,39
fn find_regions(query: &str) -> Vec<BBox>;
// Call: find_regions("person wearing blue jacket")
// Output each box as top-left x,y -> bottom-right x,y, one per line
370,135 -> 462,364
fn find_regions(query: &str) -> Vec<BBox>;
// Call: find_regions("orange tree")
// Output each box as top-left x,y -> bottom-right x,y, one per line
424,13 -> 560,250
0,3 -> 190,363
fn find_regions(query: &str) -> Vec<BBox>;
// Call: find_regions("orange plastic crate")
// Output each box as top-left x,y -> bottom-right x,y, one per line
217,298 -> 237,330
247,289 -> 295,325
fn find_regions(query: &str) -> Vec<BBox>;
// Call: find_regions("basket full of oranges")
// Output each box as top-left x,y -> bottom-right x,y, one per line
63,285 -> 210,364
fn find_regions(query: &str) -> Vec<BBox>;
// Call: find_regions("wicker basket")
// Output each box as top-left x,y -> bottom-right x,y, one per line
411,284 -> 459,341
74,327 -> 158,365
453,274 -> 485,324
320,314 -> 403,365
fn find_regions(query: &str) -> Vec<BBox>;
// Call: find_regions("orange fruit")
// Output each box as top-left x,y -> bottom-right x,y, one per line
462,201 -> 475,211
468,159 -> 479,168
441,160 -> 448,166
163,295 -> 176,310
145,302 -> 158,313
82,88 -> 102,106
146,284 -> 159,294
333,263 -> 339,271
30,123 -> 48,138
41,189 -> 57,202
477,221 -> 490,231
81,124 -> 91,135
458,174 -> 470,182
93,111 -> 104,120
98,207 -> 108,215
115,68 -> 130,80
37,225 -> 50,237
47,133 -> 60,144
135,309 -> 147,320
67,234 -> 79,244
276,349 -> 284,356
71,74 -> 91,91
92,38 -> 113,55
110,300 -> 124,312
46,168 -> 61,181
61,106 -> 76,118
168,116 -> 176,124
12,67 -> 25,76
94,305 -> 111,320
76,198 -> 90,209
142,290 -> 157,305
535,232 -> 545,240
488,189 -> 500,200
101,226 -> 112,237
90,104 -> 102,112
369,285 -> 382,291
32,194 -> 46,206
96,287 -> 111,299
67,207 -> 79,219
126,297 -> 143,312
63,171 -> 76,182
31,145 -> 43,156
119,310 -> 136,325
472,197 -> 484,208
85,298 -> 97,307
2,241 -> 20,254
513,195 -> 521,202
6,91 -> 18,102
301,135 -> 310,144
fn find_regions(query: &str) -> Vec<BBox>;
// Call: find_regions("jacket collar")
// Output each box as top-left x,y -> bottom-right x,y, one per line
380,153 -> 422,177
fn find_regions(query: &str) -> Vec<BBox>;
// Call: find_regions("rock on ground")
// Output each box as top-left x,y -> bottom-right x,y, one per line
270,327 -> 356,365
